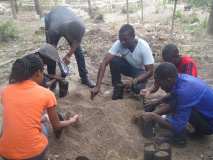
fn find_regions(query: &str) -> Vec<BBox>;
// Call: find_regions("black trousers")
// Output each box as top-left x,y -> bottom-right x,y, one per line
109,56 -> 146,94
44,16 -> 88,80
189,110 -> 213,135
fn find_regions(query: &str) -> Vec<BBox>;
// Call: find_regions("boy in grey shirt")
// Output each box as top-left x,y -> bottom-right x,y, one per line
91,24 -> 154,100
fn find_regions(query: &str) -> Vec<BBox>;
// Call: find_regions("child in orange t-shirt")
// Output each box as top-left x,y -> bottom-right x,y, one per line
0,54 -> 79,160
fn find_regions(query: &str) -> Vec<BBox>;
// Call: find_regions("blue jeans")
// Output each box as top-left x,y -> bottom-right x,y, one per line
109,56 -> 146,94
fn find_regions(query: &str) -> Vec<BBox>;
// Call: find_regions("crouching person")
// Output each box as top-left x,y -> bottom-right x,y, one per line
36,44 -> 70,97
0,54 -> 79,160
141,62 -> 213,146
91,24 -> 154,100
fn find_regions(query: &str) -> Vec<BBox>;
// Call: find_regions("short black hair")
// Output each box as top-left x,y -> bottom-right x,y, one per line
9,54 -> 44,84
119,24 -> 135,37
162,44 -> 179,62
154,62 -> 178,81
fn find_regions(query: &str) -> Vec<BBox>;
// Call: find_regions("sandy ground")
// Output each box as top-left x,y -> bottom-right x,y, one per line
1,1 -> 213,160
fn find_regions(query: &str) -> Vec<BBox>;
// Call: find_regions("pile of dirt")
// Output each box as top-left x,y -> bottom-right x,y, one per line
48,86 -> 145,160
83,28 -> 117,63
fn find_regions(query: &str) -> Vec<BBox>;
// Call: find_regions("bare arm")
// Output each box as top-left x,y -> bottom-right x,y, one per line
96,54 -> 114,88
142,112 -> 173,130
153,103 -> 171,115
47,106 -> 78,130
91,54 -> 114,99
63,41 -> 80,65
149,81 -> 160,93
135,64 -> 154,84
152,113 -> 173,130
140,71 -> 159,97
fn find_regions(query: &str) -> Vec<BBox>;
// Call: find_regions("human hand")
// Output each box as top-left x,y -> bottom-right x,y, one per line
124,79 -> 133,89
68,114 -> 79,125
140,89 -> 151,97
41,113 -> 49,123
63,55 -> 71,65
124,79 -> 137,89
141,112 -> 156,121
90,86 -> 100,100
132,111 -> 144,124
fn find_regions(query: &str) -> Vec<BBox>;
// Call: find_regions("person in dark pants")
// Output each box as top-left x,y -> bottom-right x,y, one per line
91,24 -> 154,100
140,63 -> 213,146
44,6 -> 95,88
141,44 -> 198,115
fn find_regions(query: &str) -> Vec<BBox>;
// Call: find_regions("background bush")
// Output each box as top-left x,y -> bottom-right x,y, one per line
0,20 -> 18,42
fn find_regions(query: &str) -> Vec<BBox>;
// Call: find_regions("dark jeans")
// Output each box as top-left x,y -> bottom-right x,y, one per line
109,56 -> 146,94
44,16 -> 88,80
189,110 -> 213,135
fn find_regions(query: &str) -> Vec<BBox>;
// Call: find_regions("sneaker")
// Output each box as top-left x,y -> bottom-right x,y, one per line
81,78 -> 96,88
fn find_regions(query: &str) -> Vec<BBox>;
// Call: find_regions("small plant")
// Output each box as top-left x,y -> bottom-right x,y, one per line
191,16 -> 200,24
0,20 -> 18,42
175,10 -> 183,19
184,17 -> 208,34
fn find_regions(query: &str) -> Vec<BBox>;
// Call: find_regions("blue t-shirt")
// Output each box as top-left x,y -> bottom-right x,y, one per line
167,74 -> 213,133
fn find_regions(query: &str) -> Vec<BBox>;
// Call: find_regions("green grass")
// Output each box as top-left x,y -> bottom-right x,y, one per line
0,20 -> 18,42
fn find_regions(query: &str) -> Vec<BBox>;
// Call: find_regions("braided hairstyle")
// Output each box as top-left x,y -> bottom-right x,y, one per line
9,54 -> 44,84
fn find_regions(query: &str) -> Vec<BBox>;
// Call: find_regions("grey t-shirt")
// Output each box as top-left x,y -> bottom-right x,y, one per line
109,38 -> 154,69
46,6 -> 85,43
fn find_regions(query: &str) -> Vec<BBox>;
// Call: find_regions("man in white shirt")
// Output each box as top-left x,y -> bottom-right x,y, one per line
91,24 -> 154,100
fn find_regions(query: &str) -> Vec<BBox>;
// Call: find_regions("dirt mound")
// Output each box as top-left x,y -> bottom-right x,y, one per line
83,28 -> 117,62
48,87 -> 145,160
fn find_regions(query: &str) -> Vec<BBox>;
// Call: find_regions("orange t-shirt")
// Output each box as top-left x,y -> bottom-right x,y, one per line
0,80 -> 57,159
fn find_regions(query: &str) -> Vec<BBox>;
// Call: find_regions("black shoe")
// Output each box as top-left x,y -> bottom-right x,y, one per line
112,83 -> 124,100
81,78 -> 96,88
59,80 -> 69,98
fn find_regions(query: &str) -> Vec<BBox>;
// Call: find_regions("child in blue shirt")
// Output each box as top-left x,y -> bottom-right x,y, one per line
141,62 -> 213,145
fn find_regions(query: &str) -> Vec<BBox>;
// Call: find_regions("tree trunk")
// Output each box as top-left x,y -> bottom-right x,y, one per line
88,0 -> 93,18
10,0 -> 17,19
208,1 -> 213,35
171,0 -> 177,34
34,0 -> 43,18
109,0 -> 113,12
140,0 -> 143,23
126,0 -> 129,24
14,0 -> 18,13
